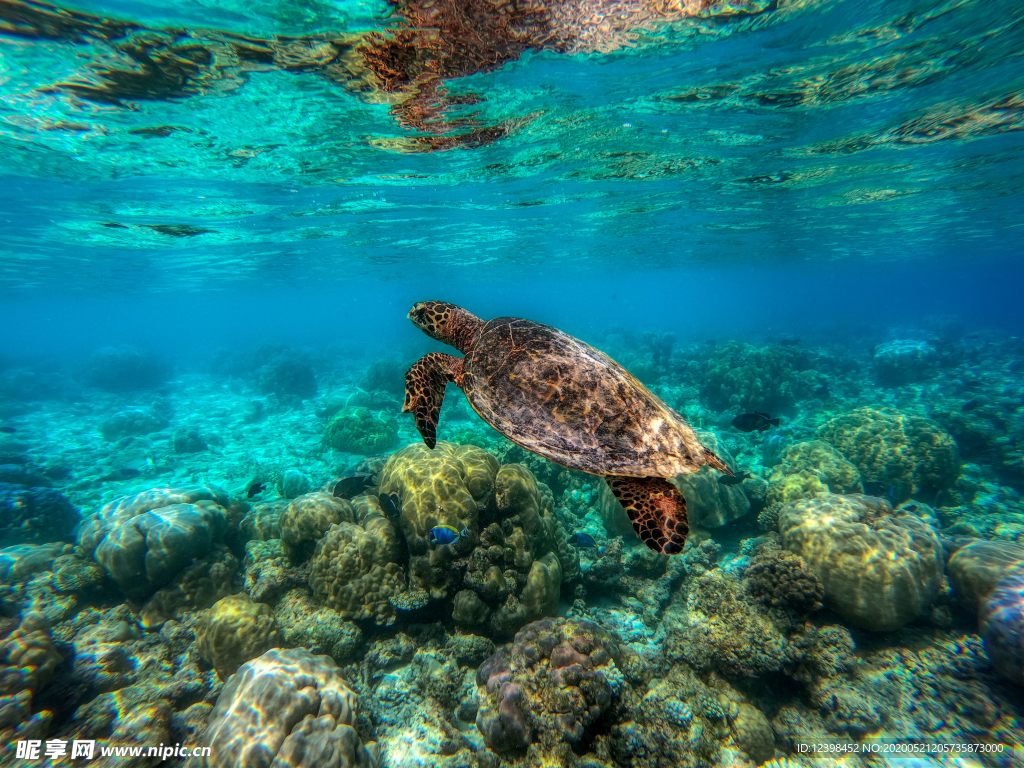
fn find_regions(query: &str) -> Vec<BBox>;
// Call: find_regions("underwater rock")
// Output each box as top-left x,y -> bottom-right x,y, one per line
732,702 -> 775,764
949,539 -> 1024,614
195,594 -> 281,680
324,406 -> 398,455
274,589 -> 362,663
765,440 -> 862,506
359,358 -> 407,397
817,408 -> 960,502
201,647 -> 377,768
980,572 -> 1024,686
77,485 -> 232,597
475,617 -> 626,754
243,538 -> 310,604
100,407 -> 169,441
0,464 -> 52,488
279,491 -> 355,562
82,345 -> 168,392
872,339 -> 939,386
0,483 -> 78,547
308,506 -> 406,626
779,494 -> 944,631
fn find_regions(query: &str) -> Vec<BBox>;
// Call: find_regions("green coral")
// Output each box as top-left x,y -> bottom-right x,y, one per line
767,440 -> 862,506
700,341 -> 823,413
196,594 -> 282,679
817,407 -> 960,501
324,406 -> 398,454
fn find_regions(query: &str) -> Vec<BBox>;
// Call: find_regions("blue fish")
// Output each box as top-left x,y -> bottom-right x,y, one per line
568,532 -> 598,548
429,524 -> 468,546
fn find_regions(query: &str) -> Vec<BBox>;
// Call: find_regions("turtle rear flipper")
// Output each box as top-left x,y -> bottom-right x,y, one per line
606,476 -> 688,555
403,353 -> 464,449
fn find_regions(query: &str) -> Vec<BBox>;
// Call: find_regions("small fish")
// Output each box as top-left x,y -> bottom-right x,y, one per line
100,467 -> 141,482
717,471 -> 751,486
246,481 -> 268,498
429,524 -> 469,546
333,474 -> 376,499
568,532 -> 598,548
379,492 -> 401,520
0,426 -> 15,434
902,503 -> 919,513
731,412 -> 780,433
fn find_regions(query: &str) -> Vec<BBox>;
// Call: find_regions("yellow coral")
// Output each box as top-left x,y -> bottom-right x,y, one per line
817,408 -> 959,501
308,508 -> 406,626
378,442 -> 498,598
196,594 -> 281,679
766,440 -> 861,506
279,492 -> 355,562
779,494 -> 943,631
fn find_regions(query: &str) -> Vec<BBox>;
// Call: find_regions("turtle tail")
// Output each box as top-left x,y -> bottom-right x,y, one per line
403,353 -> 464,449
703,448 -> 733,475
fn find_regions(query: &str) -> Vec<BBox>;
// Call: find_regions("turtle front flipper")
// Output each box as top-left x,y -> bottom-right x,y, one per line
606,476 -> 688,555
403,352 -> 464,449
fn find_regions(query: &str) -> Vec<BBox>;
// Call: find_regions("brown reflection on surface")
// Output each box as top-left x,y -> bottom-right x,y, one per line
1,0 -> 771,151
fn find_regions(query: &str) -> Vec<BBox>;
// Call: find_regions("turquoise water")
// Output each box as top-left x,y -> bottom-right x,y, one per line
1,0 -> 1024,765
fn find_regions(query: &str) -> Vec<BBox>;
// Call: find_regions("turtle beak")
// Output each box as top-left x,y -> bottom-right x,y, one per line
408,302 -> 430,330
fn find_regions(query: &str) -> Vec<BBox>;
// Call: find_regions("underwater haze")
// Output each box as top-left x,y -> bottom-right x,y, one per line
2,0 -> 1024,766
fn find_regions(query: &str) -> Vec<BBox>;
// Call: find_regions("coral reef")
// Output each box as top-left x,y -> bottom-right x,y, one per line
280,491 -> 355,562
672,431 -> 751,528
0,614 -> 62,747
817,408 -> 960,501
700,341 -> 824,413
273,589 -> 362,663
779,494 -> 944,631
201,647 -> 377,768
195,594 -> 281,679
308,507 -> 407,626
82,345 -> 167,392
257,353 -> 317,399
100,407 -> 169,441
745,542 -> 824,616
765,440 -> 862,506
474,618 -> 626,753
324,406 -> 399,454
872,339 -> 939,386
0,483 -> 78,547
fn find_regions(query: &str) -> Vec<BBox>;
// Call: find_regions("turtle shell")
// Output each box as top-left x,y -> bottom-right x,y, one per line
462,317 -> 712,477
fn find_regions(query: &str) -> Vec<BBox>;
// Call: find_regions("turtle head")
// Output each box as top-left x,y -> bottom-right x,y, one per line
408,301 -> 482,354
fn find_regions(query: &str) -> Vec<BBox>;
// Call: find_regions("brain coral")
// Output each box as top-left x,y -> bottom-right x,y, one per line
817,408 -> 960,501
475,618 -> 626,754
280,492 -> 355,562
201,647 -> 377,768
77,486 -> 231,597
779,494 -> 944,631
949,540 -> 1024,613
308,505 -> 407,626
979,570 -> 1024,686
324,406 -> 398,455
766,440 -> 862,506
196,594 -> 281,680
0,483 -> 79,547
378,441 -> 497,598
700,341 -> 823,413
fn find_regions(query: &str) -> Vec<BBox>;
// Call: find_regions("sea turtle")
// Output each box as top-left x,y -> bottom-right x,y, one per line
403,301 -> 732,555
